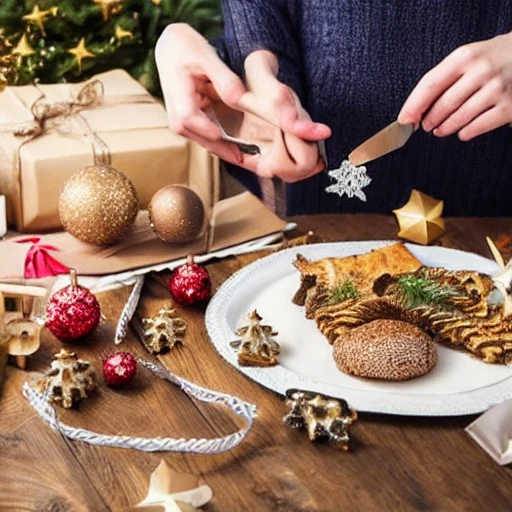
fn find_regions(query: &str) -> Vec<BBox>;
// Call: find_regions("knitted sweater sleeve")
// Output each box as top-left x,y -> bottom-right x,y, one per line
221,0 -> 303,98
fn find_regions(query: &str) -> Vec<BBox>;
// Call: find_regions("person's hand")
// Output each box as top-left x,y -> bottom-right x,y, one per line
156,24 -> 331,182
398,32 -> 512,140
155,23 -> 248,165
237,50 -> 331,181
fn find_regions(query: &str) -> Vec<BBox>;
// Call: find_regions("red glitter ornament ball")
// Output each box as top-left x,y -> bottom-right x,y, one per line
46,270 -> 101,341
169,255 -> 212,305
103,352 -> 137,387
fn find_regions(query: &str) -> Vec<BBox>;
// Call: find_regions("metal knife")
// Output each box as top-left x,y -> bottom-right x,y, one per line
348,121 -> 414,166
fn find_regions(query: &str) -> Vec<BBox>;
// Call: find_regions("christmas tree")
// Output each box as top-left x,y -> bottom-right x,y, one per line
0,0 -> 222,95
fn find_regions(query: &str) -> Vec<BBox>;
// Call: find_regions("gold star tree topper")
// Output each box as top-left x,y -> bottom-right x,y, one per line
67,38 -> 95,72
136,460 -> 213,512
393,189 -> 445,245
22,5 -> 58,36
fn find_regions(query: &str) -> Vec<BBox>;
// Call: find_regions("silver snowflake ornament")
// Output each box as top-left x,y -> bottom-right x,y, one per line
325,160 -> 372,202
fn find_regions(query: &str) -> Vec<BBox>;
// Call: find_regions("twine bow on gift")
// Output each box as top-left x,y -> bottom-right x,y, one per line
12,79 -> 156,166
14,80 -> 105,140
16,237 -> 69,278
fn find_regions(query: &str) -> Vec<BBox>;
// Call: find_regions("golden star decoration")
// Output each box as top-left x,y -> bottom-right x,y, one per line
114,25 -> 133,40
22,5 -> 58,36
136,460 -> 213,512
12,34 -> 35,58
152,0 -> 162,4
393,189 -> 445,245
67,38 -> 95,72
0,36 -> 15,91
93,0 -> 123,21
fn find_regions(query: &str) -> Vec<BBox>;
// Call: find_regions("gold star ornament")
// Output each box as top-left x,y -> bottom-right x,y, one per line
22,5 -> 58,36
0,35 -> 15,91
393,189 -> 445,245
93,0 -> 123,21
67,38 -> 95,72
12,34 -> 35,58
114,25 -> 133,40
136,460 -> 213,512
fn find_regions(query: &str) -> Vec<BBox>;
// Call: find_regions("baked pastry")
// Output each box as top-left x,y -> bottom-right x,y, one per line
293,242 -> 422,317
293,243 -> 512,365
333,319 -> 437,381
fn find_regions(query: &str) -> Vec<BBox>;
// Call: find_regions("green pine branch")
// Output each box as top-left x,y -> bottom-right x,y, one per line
328,280 -> 361,305
0,0 -> 222,94
395,275 -> 459,309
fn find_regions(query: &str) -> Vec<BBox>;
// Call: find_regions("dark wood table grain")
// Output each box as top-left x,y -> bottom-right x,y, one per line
1,214 -> 512,512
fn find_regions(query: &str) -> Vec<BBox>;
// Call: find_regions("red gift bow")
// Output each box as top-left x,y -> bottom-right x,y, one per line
16,237 -> 69,279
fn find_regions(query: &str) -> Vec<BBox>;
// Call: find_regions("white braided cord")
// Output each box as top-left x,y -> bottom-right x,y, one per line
23,359 -> 258,453
114,274 -> 145,345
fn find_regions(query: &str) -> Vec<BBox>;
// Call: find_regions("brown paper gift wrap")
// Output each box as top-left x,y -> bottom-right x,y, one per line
0,69 -> 219,232
0,192 -> 287,278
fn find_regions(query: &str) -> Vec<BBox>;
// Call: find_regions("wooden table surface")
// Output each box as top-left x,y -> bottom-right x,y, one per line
1,214 -> 512,512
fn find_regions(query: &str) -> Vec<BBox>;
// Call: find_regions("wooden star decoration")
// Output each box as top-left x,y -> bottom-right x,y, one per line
12,34 -> 35,58
67,38 -> 95,72
22,5 -> 58,36
93,0 -> 123,21
136,460 -> 213,512
393,189 -> 445,245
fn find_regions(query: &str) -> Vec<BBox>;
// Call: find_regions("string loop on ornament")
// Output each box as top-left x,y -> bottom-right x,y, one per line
23,359 -> 258,454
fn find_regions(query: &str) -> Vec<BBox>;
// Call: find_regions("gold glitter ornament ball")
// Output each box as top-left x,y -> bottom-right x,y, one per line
149,185 -> 205,244
59,165 -> 139,246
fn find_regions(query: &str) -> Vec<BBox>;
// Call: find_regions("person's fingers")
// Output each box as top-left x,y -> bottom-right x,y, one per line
241,49 -> 331,139
278,157 -> 325,183
252,130 -> 324,182
457,105 -> 511,141
156,24 -> 247,138
263,153 -> 325,182
181,127 -> 244,164
163,72 -> 223,140
277,88 -> 332,140
421,66 -> 490,132
398,45 -> 475,125
240,76 -> 331,140
282,131 -> 323,175
197,47 -> 248,108
431,79 -> 499,137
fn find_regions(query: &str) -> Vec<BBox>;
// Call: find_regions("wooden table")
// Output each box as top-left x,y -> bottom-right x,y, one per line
1,214 -> 512,512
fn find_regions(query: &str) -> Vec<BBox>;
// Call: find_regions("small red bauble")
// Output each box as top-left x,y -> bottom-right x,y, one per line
169,255 -> 212,305
102,352 -> 137,387
46,270 -> 101,341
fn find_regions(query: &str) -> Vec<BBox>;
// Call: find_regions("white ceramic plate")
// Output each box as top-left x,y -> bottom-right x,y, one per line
205,241 -> 512,416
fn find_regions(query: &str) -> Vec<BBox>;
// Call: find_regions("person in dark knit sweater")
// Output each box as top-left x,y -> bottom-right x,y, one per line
155,2 -> 512,216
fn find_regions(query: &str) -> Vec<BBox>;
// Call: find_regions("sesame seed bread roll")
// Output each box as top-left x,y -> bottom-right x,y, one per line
333,319 -> 437,381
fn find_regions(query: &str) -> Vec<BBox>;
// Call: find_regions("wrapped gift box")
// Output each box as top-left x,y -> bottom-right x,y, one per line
0,69 -> 218,232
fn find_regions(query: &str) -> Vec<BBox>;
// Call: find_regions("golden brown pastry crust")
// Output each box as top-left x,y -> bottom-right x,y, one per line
333,319 -> 437,381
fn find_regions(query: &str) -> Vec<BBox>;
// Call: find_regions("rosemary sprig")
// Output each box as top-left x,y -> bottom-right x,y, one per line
396,275 -> 458,308
329,279 -> 361,305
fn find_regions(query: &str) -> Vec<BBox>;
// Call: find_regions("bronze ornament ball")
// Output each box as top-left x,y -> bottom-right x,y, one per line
149,185 -> 205,244
59,165 -> 139,247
